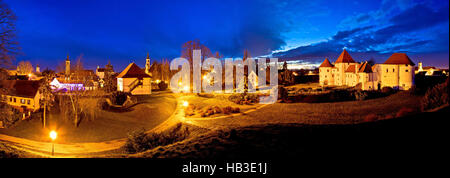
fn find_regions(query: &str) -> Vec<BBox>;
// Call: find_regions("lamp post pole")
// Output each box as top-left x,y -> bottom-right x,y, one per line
49,131 -> 57,157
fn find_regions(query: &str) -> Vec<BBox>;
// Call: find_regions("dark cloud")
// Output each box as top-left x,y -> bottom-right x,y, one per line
274,2 -> 449,66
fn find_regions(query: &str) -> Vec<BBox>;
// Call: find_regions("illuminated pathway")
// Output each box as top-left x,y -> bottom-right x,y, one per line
0,94 -> 186,158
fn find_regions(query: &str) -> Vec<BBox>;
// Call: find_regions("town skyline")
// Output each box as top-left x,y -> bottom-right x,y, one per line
4,0 -> 449,71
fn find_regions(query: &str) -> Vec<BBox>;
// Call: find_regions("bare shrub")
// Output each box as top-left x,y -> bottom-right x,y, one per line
421,78 -> 449,111
124,123 -> 190,154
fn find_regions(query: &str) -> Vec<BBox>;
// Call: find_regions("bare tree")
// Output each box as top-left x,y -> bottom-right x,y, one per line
72,54 -> 84,71
181,40 -> 213,64
0,0 -> 19,69
39,72 -> 55,128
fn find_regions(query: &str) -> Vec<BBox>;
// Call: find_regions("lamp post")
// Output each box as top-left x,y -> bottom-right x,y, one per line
49,131 -> 57,156
182,101 -> 189,107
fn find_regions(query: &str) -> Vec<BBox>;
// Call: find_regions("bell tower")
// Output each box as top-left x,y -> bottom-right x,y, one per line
65,54 -> 71,75
145,53 -> 151,74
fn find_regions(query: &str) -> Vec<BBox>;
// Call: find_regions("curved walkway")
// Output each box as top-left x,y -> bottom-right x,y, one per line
0,94 -> 186,158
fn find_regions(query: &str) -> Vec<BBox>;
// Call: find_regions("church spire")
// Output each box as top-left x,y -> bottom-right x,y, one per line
145,52 -> 151,74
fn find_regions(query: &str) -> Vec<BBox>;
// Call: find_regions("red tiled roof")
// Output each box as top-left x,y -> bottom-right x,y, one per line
345,64 -> 356,72
358,62 -> 373,73
319,58 -> 334,67
335,49 -> 356,63
116,63 -> 151,78
383,53 -> 415,65
0,80 -> 41,98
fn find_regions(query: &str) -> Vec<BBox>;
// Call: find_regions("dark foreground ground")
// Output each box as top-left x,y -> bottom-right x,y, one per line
2,106 -> 448,176
129,106 -> 449,160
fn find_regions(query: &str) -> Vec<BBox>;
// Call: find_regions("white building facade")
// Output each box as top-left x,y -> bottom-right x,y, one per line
319,50 -> 415,90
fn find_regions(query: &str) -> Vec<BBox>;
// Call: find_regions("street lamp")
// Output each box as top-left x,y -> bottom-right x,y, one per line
49,130 -> 57,156
182,101 -> 189,107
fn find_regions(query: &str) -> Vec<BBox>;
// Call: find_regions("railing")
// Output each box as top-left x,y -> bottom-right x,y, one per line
128,79 -> 143,92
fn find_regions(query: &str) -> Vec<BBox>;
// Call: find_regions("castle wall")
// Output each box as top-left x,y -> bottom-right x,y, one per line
319,67 -> 333,85
379,64 -> 414,90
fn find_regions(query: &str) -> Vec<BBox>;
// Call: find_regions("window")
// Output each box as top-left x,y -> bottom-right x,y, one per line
27,100 -> 30,105
13,98 -> 16,103
9,97 -> 12,102
386,69 -> 388,73
393,68 -> 395,72
405,70 -> 409,72
21,99 -> 25,104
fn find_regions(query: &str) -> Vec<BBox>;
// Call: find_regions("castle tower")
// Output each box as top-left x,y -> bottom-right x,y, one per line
418,62 -> 423,71
145,53 -> 151,74
36,64 -> 40,73
65,54 -> 71,75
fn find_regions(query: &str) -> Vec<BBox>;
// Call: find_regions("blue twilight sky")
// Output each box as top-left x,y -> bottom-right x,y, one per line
4,0 -> 449,71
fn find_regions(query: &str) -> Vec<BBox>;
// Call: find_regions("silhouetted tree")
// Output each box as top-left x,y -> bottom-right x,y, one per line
0,1 -> 19,69
17,61 -> 33,74
39,72 -> 55,128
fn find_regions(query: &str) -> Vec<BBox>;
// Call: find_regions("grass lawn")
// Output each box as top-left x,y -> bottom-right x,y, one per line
0,92 -> 176,143
129,106 -> 449,159
189,91 -> 423,129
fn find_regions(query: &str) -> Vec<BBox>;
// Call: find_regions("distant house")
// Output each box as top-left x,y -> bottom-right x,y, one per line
415,62 -> 447,76
55,55 -> 99,90
0,80 -> 42,113
117,62 -> 152,95
50,78 -> 85,91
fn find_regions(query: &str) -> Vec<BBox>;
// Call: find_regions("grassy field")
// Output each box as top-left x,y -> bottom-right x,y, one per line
189,91 -> 423,129
0,92 -> 176,143
129,106 -> 449,159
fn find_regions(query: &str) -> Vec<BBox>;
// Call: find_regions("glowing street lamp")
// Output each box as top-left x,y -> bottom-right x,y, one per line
183,86 -> 189,92
182,101 -> 189,107
49,130 -> 57,156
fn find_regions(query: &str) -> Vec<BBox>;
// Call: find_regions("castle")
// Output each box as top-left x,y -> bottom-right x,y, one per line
319,49 -> 415,90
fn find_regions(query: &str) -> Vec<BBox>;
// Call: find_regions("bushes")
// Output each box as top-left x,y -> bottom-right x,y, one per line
364,113 -> 378,122
278,86 -> 289,101
228,93 -> 259,105
0,104 -> 21,128
199,106 -> 239,117
0,150 -> 19,158
421,78 -> 449,111
354,90 -> 368,101
124,123 -> 190,154
158,82 -> 168,91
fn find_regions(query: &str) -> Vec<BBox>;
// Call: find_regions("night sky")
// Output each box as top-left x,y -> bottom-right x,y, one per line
4,0 -> 449,71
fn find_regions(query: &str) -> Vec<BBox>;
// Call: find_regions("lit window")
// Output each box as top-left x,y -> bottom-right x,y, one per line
21,99 -> 25,104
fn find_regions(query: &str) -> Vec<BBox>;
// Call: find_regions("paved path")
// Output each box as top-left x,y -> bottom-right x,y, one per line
0,94 -> 185,158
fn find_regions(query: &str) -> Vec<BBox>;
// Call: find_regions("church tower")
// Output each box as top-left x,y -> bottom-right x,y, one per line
36,64 -> 40,73
65,54 -> 71,75
145,53 -> 151,74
